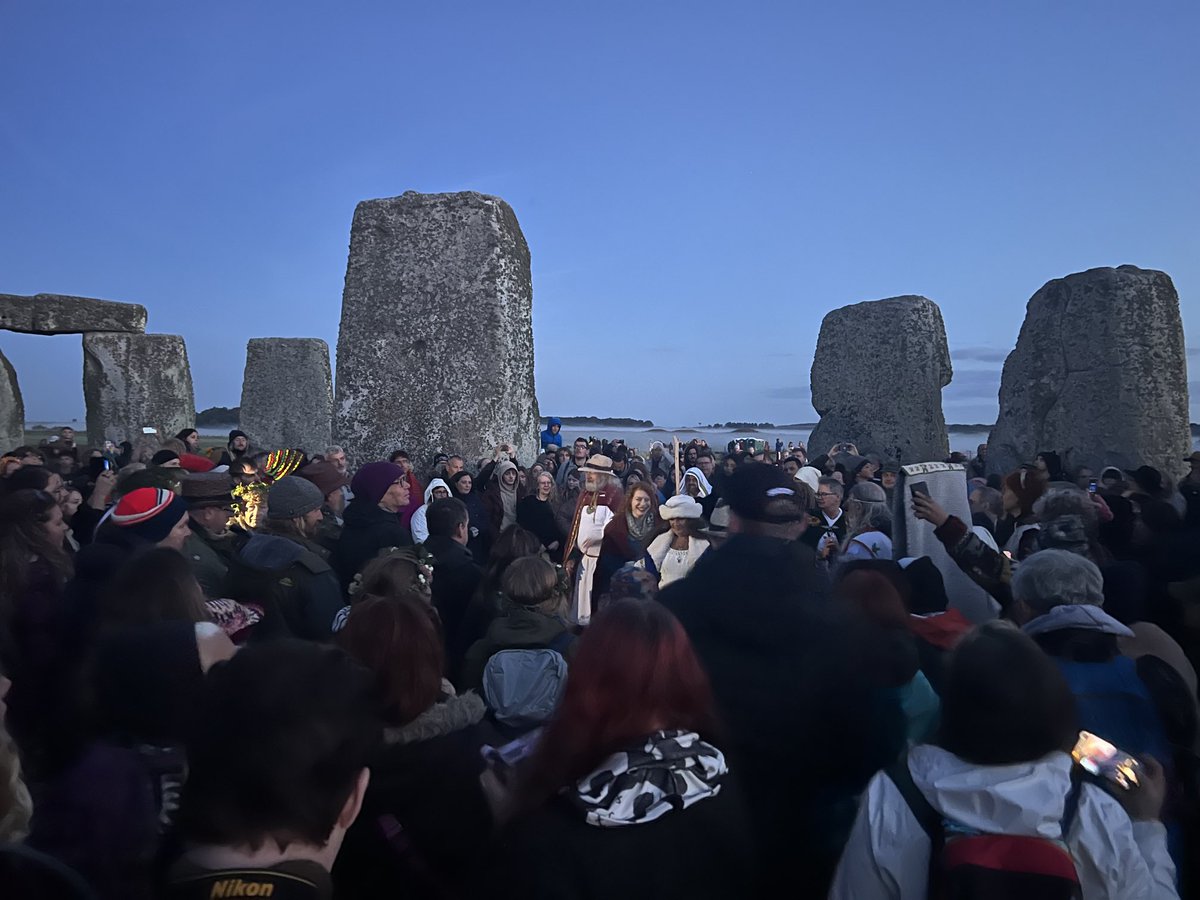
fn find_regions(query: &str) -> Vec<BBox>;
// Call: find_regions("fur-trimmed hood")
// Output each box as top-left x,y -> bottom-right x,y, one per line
382,691 -> 486,747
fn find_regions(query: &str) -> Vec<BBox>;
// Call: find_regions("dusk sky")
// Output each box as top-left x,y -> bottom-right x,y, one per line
2,2 -> 1197,428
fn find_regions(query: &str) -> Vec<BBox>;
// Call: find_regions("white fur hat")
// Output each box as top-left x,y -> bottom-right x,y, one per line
795,466 -> 822,494
660,494 -> 703,520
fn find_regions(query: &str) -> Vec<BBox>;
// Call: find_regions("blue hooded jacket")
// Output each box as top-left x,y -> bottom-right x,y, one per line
540,417 -> 563,451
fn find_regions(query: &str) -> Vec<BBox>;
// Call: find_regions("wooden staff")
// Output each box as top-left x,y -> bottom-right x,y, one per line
674,435 -> 681,495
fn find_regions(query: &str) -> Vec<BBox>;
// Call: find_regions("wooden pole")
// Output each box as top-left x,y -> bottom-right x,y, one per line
674,436 -> 681,495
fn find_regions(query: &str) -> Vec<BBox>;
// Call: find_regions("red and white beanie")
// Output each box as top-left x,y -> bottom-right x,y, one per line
112,487 -> 188,543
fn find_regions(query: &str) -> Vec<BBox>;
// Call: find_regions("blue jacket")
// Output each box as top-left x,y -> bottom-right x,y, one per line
540,417 -> 563,451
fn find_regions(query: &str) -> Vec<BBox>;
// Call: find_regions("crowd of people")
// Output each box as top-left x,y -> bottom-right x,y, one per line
0,418 -> 1198,898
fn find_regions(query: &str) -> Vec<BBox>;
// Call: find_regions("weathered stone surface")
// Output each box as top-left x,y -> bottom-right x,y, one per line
809,295 -> 952,463
335,191 -> 539,466
0,293 -> 147,335
83,333 -> 195,444
988,266 -> 1190,477
0,348 -> 23,451
240,338 -> 333,452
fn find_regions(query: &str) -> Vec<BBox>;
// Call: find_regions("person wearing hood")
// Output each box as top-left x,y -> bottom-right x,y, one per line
680,464 -> 718,519
539,417 -> 563,453
483,460 -> 526,537
830,620 -> 1178,900
410,478 -> 451,545
332,462 -> 413,589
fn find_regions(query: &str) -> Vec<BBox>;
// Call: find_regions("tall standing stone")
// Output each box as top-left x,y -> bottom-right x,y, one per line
0,348 -> 23,451
240,338 -> 333,452
988,266 -> 1191,477
335,191 -> 539,466
809,295 -> 952,462
83,333 -> 195,444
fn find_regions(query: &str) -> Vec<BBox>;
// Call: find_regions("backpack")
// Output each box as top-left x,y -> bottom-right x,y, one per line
886,755 -> 1083,899
481,644 -> 569,728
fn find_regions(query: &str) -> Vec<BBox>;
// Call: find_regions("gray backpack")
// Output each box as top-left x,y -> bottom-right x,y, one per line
482,647 -> 569,728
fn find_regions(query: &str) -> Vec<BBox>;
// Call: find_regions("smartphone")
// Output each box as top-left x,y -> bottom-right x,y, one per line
909,481 -> 930,499
1088,479 -> 1098,494
481,728 -> 542,773
1072,730 -> 1140,789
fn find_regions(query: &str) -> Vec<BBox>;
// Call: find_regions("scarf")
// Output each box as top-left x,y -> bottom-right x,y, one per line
570,729 -> 726,827
626,510 -> 657,543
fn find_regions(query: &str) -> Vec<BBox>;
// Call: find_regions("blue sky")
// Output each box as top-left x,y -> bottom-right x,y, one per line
2,1 -> 1197,428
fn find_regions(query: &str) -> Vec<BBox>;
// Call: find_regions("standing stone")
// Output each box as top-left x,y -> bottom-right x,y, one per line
83,333 -> 195,444
240,338 -> 333,452
988,266 -> 1191,477
809,295 -> 952,462
0,293 -> 146,334
335,191 -> 539,466
0,348 -> 23,451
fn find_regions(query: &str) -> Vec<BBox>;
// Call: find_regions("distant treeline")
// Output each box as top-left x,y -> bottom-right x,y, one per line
557,416 -> 654,428
198,405 -> 1200,439
196,406 -> 239,426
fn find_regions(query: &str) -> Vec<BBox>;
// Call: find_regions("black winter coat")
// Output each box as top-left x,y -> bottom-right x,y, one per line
333,693 -> 499,900
423,535 -> 483,671
332,500 -> 412,588
480,773 -> 756,900
515,495 -> 565,559
658,534 -> 905,896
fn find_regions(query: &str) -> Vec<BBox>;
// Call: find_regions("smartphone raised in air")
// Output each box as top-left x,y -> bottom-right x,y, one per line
908,481 -> 930,500
1072,730 -> 1141,790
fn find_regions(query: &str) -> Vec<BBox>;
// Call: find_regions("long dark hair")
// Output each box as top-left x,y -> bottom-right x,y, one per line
480,525 -> 542,596
101,547 -> 211,627
0,490 -> 73,626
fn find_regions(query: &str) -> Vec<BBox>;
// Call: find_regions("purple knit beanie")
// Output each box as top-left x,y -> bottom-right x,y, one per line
351,461 -> 405,506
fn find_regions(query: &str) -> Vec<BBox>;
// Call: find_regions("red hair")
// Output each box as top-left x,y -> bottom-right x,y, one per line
337,594 -> 443,726
520,599 -> 716,806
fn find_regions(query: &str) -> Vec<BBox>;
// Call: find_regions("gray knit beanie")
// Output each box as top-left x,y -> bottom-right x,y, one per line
268,476 -> 325,520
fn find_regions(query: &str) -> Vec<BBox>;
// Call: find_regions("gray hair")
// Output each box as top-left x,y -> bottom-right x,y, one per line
1033,485 -> 1098,533
818,477 -> 844,498
845,499 -> 891,537
970,486 -> 1003,520
1011,549 -> 1104,615
324,445 -> 345,457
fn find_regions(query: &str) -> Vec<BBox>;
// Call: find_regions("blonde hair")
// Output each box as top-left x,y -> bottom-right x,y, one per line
0,726 -> 32,842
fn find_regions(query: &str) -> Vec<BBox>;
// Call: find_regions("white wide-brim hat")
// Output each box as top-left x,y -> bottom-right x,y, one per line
660,494 -> 703,520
